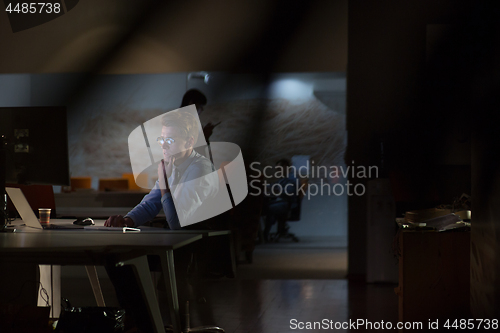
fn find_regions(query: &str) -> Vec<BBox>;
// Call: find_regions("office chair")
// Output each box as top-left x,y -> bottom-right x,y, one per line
268,177 -> 308,243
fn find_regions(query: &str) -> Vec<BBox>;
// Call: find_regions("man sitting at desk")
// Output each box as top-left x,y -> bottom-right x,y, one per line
105,109 -> 219,229
104,109 -> 221,332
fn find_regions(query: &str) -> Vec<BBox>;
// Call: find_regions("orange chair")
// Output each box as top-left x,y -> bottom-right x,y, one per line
122,173 -> 149,191
70,177 -> 92,191
98,178 -> 129,192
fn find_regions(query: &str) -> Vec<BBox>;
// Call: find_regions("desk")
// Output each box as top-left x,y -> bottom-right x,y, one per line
8,219 -> 235,279
0,224 -> 202,333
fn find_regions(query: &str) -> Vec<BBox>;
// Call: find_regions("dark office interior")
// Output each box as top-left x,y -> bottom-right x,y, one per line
1,0 -> 499,332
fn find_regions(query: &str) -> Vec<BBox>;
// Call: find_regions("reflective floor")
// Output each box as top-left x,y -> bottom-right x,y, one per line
191,279 -> 398,333
62,276 -> 398,333
236,236 -> 348,279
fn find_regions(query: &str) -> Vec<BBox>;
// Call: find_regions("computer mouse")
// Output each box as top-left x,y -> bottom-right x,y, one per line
73,217 -> 95,226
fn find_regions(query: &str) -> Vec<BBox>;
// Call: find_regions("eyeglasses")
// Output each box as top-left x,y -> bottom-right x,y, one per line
157,137 -> 176,145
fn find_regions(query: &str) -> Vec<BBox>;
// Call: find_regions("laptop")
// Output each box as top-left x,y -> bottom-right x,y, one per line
5,187 -> 84,230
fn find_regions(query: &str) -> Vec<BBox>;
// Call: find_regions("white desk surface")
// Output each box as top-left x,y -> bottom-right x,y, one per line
0,228 -> 202,268
0,232 -> 202,250
1,219 -> 231,266
4,218 -> 230,236
0,219 -> 205,264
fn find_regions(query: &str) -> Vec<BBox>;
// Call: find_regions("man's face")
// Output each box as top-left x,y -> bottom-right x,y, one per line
160,126 -> 190,160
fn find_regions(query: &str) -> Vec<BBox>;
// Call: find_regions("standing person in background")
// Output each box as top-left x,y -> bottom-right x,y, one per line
181,89 -> 220,143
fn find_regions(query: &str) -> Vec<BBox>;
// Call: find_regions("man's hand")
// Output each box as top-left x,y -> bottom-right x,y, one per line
158,157 -> 174,196
104,215 -> 134,227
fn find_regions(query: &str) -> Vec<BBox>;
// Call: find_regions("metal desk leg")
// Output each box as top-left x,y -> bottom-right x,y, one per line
159,249 -> 181,333
85,265 -> 106,307
119,255 -> 166,333
38,265 -> 61,318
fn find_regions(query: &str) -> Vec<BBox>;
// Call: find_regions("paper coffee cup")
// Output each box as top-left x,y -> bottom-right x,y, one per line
39,208 -> 51,224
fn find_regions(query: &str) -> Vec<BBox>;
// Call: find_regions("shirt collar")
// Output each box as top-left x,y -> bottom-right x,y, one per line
172,149 -> 196,174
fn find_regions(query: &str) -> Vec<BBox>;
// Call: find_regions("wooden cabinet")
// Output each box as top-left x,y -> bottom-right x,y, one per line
396,230 -> 470,323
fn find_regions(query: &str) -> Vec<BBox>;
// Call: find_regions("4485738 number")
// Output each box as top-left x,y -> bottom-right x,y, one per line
5,2 -> 61,14
444,319 -> 498,330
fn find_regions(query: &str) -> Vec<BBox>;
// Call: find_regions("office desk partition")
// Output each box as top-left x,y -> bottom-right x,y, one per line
0,227 -> 203,333
56,206 -> 155,219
